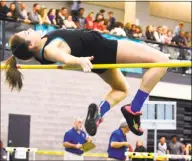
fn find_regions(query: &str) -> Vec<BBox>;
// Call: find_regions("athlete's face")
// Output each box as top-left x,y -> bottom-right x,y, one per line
16,28 -> 42,49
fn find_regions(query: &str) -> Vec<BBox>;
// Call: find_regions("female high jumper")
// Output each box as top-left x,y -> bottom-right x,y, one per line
4,28 -> 169,136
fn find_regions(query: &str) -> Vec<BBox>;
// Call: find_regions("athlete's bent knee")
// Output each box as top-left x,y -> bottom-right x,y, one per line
121,84 -> 130,99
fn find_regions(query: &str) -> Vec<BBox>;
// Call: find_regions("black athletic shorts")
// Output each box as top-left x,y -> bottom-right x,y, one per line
86,31 -> 118,74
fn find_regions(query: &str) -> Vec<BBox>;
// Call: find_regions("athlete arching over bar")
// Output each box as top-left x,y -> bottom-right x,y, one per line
4,28 -> 169,136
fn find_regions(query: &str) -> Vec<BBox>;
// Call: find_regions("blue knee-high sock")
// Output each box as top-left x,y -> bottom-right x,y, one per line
99,101 -> 110,117
131,89 -> 149,112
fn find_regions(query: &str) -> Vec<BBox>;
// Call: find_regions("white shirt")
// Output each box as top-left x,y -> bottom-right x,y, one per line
110,28 -> 126,37
64,20 -> 77,28
157,142 -> 167,155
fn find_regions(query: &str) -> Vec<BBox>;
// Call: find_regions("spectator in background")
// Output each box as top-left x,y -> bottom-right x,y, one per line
164,30 -> 173,45
130,24 -> 137,35
7,3 -> 18,19
28,3 -> 40,24
64,14 -> 77,29
124,23 -> 133,37
157,136 -> 168,155
186,144 -> 192,156
133,26 -> 142,38
13,1 -> 30,24
96,9 -> 105,20
168,135 -> 182,157
20,3 -> 28,19
75,8 -> 86,29
85,12 -> 94,30
0,140 -> 7,161
173,22 -> 184,37
0,0 -> 9,17
146,25 -> 155,41
104,19 -> 109,31
133,141 -> 146,161
71,0 -> 81,22
110,22 -> 126,37
161,25 -> 169,43
184,32 -> 191,48
93,18 -> 109,33
181,143 -> 189,159
55,9 -> 65,28
154,26 -> 163,43
172,31 -> 186,47
107,11 -> 116,31
39,6 -> 51,25
63,117 -> 92,160
107,118 -> 131,161
61,7 -> 68,20
48,8 -> 56,25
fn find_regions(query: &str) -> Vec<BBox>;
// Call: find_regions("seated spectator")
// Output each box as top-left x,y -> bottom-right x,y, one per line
39,6 -> 51,25
130,24 -> 137,36
145,25 -> 155,41
164,30 -> 173,45
124,23 -> 132,37
85,12 -> 94,30
133,26 -> 142,38
154,26 -> 163,43
161,25 -> 169,43
184,32 -> 191,47
104,19 -> 110,31
0,0 -> 9,17
96,9 -> 105,20
20,3 -> 28,19
7,3 -> 18,19
28,3 -> 40,24
173,22 -> 184,37
11,1 -> 30,24
48,8 -> 56,25
55,9 -> 65,28
74,8 -> 86,29
93,18 -> 109,33
110,22 -> 126,37
172,31 -> 186,47
64,14 -> 77,29
61,7 -> 68,20
107,11 -> 116,31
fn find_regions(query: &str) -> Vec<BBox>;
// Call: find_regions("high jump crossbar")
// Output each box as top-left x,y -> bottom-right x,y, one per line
0,62 -> 191,70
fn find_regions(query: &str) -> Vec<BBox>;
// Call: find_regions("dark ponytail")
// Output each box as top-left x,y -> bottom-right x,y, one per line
4,56 -> 23,91
4,34 -> 34,91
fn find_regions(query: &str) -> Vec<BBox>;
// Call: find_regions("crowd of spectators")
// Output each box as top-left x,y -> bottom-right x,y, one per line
157,135 -> 192,158
0,0 -> 192,49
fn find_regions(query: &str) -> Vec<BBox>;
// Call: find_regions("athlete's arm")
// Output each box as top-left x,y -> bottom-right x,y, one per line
44,39 -> 94,72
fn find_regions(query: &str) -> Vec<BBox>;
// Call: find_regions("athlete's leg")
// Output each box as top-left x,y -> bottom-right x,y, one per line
99,69 -> 129,108
116,40 -> 169,135
85,69 -> 130,136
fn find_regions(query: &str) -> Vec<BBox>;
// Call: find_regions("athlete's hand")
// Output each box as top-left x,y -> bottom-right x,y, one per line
78,56 -> 94,72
